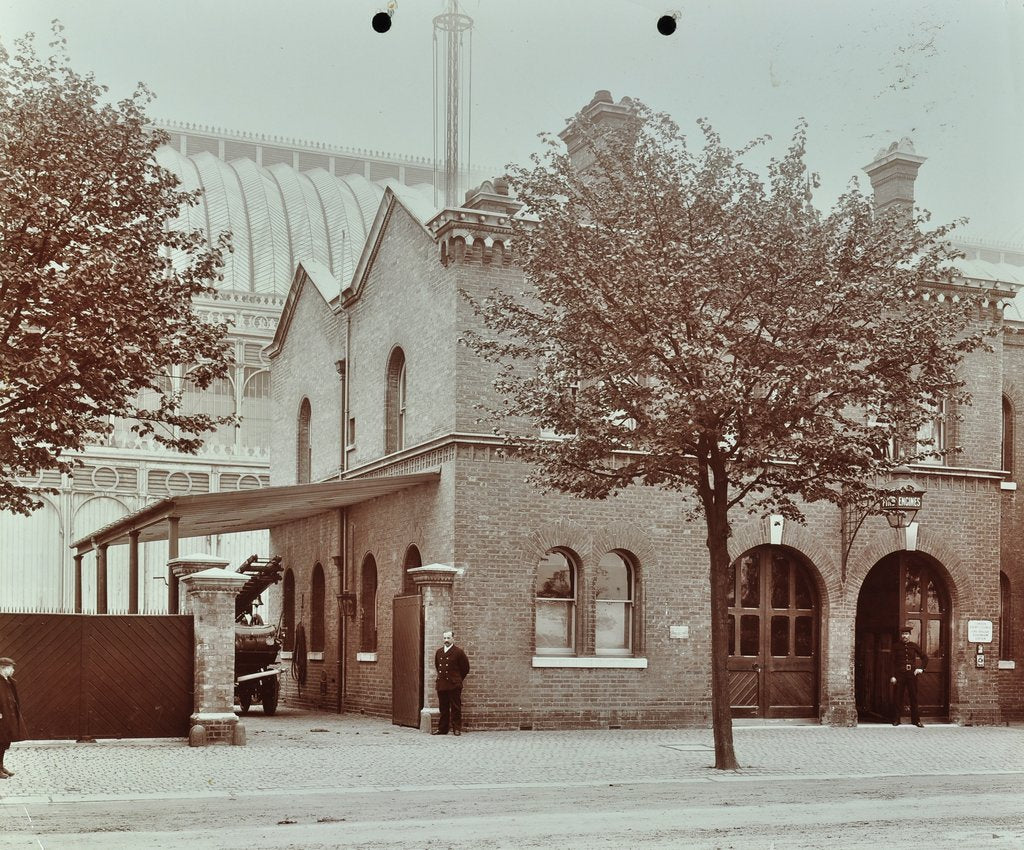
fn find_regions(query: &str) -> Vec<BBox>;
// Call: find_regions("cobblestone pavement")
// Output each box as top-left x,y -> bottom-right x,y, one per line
0,707 -> 1021,806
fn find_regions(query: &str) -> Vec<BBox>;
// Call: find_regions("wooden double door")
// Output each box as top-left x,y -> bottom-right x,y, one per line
727,546 -> 820,718
855,552 -> 950,721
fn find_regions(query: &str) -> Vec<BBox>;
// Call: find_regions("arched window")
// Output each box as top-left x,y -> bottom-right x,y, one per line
311,562 -> 326,652
1002,396 -> 1014,476
1000,571 -> 1012,660
183,370 -> 236,449
402,544 -> 422,595
385,348 -> 407,454
240,368 -> 272,453
596,551 -> 634,655
535,549 -> 577,655
360,554 -> 378,652
297,398 -> 312,484
282,568 -> 296,652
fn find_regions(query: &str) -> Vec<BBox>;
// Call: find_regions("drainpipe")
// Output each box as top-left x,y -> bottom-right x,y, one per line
334,507 -> 349,713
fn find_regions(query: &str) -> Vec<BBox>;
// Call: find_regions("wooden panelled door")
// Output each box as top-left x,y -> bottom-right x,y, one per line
855,552 -> 950,721
728,546 -> 820,719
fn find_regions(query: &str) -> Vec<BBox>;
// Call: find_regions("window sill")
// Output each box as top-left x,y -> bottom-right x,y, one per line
997,659 -> 1015,669
307,651 -> 324,661
532,656 -> 648,669
356,652 -> 378,663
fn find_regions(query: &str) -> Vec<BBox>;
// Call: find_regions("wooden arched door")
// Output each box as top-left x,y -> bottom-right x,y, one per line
855,552 -> 950,721
727,546 -> 820,718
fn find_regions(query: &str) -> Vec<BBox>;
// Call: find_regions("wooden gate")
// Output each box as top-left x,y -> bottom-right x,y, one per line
391,595 -> 422,727
0,613 -> 193,740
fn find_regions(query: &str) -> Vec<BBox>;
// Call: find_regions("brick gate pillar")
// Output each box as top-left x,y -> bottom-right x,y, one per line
408,564 -> 460,733
181,566 -> 248,746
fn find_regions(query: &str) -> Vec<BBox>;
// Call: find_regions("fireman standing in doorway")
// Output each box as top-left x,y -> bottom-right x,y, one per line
432,630 -> 470,736
891,623 -> 928,727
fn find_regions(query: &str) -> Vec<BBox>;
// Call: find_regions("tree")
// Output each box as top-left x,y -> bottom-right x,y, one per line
0,25 -> 232,514
467,100 -> 987,769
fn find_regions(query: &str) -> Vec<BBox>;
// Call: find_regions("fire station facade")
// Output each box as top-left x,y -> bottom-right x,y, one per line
265,108 -> 1023,730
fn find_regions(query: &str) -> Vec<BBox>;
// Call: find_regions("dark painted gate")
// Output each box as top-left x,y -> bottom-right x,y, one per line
391,595 -> 422,727
0,613 -> 193,740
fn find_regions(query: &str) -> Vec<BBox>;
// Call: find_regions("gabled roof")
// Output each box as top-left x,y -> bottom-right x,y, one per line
266,187 -> 439,354
71,470 -> 440,552
342,187 -> 439,305
265,260 -> 341,357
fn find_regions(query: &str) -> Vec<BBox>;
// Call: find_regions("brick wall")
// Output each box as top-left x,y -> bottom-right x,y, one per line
346,204 -> 456,471
268,274 -> 346,485
998,332 -> 1024,718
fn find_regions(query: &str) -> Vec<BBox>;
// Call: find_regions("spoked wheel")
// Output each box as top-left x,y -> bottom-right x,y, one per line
262,675 -> 280,716
239,689 -> 253,716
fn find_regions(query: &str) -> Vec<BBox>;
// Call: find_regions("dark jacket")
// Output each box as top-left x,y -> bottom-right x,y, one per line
891,640 -> 928,677
434,645 -> 470,692
0,675 -> 27,745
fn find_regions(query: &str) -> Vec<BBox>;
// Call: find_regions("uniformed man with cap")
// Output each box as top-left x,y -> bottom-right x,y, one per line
432,630 -> 470,736
890,624 -> 928,727
0,656 -> 27,777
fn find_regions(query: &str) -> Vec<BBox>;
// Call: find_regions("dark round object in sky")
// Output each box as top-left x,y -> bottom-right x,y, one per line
372,11 -> 392,33
657,14 -> 677,36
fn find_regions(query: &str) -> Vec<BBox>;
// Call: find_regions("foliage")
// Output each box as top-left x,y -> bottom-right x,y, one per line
467,99 -> 988,768
0,25 -> 232,513
471,102 -> 984,518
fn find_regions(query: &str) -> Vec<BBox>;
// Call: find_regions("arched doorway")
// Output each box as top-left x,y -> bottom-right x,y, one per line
727,546 -> 821,719
855,552 -> 950,722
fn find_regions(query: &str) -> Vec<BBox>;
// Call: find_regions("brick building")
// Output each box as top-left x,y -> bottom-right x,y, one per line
70,96 -> 1023,729
259,96 -> 1023,730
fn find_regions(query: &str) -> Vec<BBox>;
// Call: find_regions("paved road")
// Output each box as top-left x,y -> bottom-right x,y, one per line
0,709 -> 1021,848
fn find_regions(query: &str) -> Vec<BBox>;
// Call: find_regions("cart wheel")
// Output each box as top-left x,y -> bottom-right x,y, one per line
239,689 -> 253,716
262,676 -> 280,716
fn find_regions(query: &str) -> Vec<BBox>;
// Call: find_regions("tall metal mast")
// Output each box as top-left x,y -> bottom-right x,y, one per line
433,0 -> 473,208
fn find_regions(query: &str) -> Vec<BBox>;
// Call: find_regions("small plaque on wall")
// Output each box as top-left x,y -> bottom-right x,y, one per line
967,620 -> 993,643
670,625 -> 689,639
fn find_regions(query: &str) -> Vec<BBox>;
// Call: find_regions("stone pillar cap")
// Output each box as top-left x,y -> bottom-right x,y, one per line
168,554 -> 232,568
181,567 -> 249,589
407,563 -> 460,575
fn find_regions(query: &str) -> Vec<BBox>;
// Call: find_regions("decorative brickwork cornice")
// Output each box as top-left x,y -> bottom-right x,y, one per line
407,564 -> 460,587
428,208 -> 516,268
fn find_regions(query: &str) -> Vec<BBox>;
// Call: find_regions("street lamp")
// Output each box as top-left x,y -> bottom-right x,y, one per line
877,465 -> 925,529
840,465 -> 926,579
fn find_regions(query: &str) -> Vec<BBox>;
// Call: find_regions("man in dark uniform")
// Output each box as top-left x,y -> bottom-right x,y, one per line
432,630 -> 470,736
890,623 -> 928,727
0,656 -> 27,777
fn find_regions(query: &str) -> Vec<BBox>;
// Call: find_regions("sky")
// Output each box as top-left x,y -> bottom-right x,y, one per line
2,0 -> 1022,244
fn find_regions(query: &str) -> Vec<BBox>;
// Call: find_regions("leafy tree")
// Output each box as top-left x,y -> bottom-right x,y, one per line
0,25 -> 232,514
468,100 -> 985,769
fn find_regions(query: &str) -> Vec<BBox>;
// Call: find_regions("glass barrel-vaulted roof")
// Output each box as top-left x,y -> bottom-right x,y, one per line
155,146 -> 438,296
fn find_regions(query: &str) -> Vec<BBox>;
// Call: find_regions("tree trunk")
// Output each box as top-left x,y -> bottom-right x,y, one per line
706,500 -> 740,770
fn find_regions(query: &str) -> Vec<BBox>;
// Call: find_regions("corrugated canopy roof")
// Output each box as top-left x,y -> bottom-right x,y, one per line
71,471 -> 440,552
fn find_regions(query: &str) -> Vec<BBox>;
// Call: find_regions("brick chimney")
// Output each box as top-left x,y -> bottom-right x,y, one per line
863,138 -> 926,218
558,90 -> 635,171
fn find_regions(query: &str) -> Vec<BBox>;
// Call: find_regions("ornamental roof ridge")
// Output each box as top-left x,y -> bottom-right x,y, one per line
954,233 -> 1024,254
150,120 -> 436,166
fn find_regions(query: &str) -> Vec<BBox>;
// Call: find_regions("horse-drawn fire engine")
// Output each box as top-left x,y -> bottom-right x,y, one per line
233,554 -> 285,715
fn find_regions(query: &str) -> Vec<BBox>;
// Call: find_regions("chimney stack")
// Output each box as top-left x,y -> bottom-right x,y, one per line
558,90 -> 635,171
863,138 -> 926,218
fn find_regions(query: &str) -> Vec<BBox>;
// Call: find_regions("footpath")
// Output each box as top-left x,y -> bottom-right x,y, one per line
0,707 -> 1021,806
